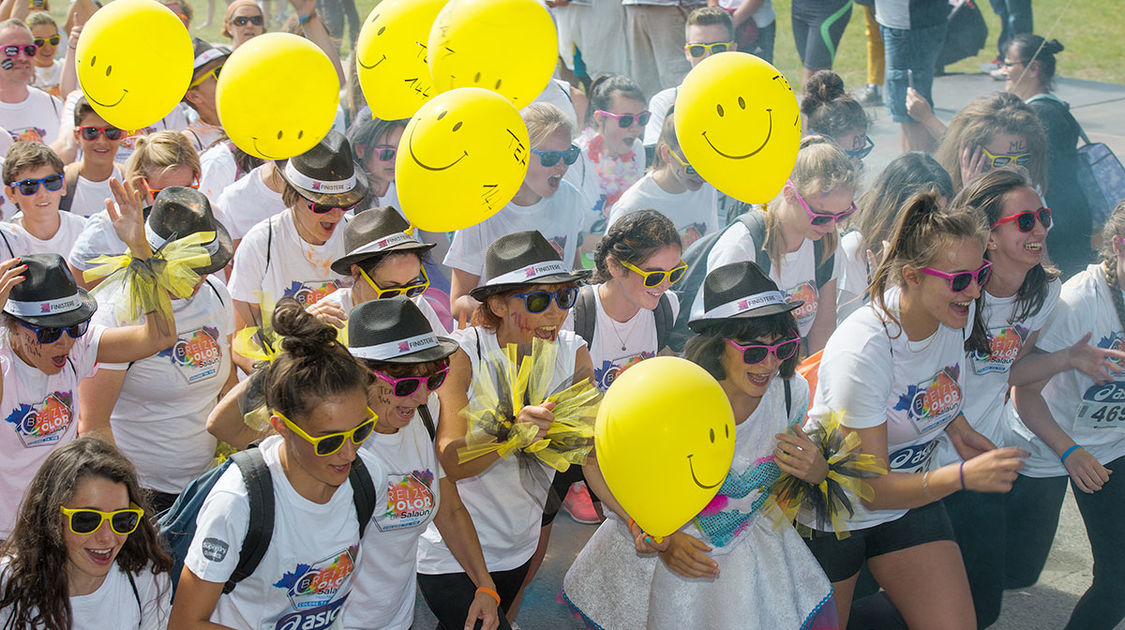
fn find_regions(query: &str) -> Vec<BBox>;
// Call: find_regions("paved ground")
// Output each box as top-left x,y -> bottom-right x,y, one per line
411,72 -> 1125,629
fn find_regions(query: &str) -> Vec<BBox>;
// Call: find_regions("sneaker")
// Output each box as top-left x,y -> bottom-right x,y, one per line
855,84 -> 883,107
980,58 -> 1002,74
562,482 -> 601,524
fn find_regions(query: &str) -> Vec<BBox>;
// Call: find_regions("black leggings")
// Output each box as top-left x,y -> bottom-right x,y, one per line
792,0 -> 853,70
417,559 -> 530,630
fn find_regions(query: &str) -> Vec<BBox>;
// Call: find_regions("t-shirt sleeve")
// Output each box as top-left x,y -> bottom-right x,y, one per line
183,483 -> 250,584
227,221 -> 269,302
137,568 -> 172,630
813,331 -> 894,429
1034,278 -> 1089,354
1027,278 -> 1063,334
68,215 -> 121,271
443,224 -> 486,276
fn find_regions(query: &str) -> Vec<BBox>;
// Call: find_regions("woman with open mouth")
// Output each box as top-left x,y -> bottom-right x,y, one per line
420,230 -> 592,628
0,438 -> 172,628
564,260 -> 836,629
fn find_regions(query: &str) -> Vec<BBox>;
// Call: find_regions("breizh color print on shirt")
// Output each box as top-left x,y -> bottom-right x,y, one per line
271,545 -> 358,630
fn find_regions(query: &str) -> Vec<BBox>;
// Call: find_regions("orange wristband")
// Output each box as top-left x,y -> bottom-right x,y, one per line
476,586 -> 500,606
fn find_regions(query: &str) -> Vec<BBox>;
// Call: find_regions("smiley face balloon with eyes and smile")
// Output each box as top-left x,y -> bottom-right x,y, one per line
355,0 -> 448,120
75,0 -> 193,130
395,87 -> 529,232
216,33 -> 339,160
674,53 -> 801,204
595,356 -> 736,541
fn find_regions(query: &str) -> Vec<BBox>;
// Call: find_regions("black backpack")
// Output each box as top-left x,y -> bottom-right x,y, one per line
572,285 -> 673,354
670,209 -> 834,351
159,444 -> 377,595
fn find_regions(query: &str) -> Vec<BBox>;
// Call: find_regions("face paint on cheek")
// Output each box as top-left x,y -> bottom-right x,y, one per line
376,383 -> 393,407
1,59 -> 13,71
510,311 -> 533,333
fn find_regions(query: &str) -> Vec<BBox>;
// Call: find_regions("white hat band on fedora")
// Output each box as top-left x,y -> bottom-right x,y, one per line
284,160 -> 357,195
350,332 -> 440,361
487,260 -> 570,286
193,47 -> 225,70
697,290 -> 790,321
4,294 -> 84,318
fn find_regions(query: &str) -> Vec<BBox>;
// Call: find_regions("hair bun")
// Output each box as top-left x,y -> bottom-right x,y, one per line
1044,39 -> 1064,55
271,297 -> 339,356
800,70 -> 846,115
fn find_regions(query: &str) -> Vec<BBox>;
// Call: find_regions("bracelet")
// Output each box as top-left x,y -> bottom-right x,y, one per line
922,471 -> 934,501
297,11 -> 316,25
476,586 -> 500,606
627,518 -> 637,534
959,461 -> 966,491
1060,444 -> 1083,464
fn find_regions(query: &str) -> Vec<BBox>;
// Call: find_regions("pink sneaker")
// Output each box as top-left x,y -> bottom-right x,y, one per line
562,482 -> 600,524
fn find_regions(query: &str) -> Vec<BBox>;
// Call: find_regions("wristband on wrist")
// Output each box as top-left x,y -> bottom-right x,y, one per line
959,461 -> 966,491
297,11 -> 316,25
1060,444 -> 1083,464
476,586 -> 500,606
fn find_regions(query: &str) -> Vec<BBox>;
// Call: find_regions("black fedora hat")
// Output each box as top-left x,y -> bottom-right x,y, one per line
146,186 -> 233,275
687,261 -> 802,332
277,130 -> 370,208
468,230 -> 590,302
330,206 -> 434,275
3,254 -> 97,328
348,296 -> 459,364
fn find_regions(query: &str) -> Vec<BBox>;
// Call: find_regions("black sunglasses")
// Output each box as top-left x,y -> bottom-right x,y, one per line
231,15 -> 264,26
306,200 -> 360,214
513,287 -> 579,313
13,174 -> 63,195
844,135 -> 874,161
992,207 -> 1051,233
16,318 -> 89,344
530,145 -> 580,168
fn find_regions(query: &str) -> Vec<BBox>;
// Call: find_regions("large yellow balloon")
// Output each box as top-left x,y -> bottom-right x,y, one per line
396,87 -> 529,232
674,53 -> 801,203
594,357 -> 735,541
356,0 -> 447,120
216,33 -> 339,160
427,0 -> 556,108
75,0 -> 193,130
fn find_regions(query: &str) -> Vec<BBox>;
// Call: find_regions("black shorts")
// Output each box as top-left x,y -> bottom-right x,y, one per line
803,501 -> 956,582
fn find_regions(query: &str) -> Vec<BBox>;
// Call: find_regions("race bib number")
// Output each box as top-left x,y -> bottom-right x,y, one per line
285,281 -> 340,307
894,365 -> 962,435
160,326 -> 222,384
887,440 -> 938,473
3,391 -> 73,447
785,281 -> 819,333
274,595 -> 346,630
375,470 -> 436,532
970,324 -> 1028,375
1076,381 -> 1125,431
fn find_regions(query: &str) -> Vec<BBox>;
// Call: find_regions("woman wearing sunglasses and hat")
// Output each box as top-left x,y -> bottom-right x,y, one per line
77,187 -> 237,514
228,130 -> 368,373
343,297 -> 499,630
0,437 -> 172,629
170,298 -> 388,630
0,181 -> 178,540
419,230 -> 593,626
564,260 -> 836,629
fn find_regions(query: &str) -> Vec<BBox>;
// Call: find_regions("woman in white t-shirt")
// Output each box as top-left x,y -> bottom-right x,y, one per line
169,298 -> 388,630
27,12 -> 63,98
607,114 -> 717,250
0,438 -> 172,629
228,131 -> 365,372
446,103 -> 587,323
215,160 -> 287,245
1006,201 -> 1125,629
564,261 -> 835,629
707,137 -> 857,352
344,297 -> 499,630
421,230 -> 592,626
802,193 -> 1027,628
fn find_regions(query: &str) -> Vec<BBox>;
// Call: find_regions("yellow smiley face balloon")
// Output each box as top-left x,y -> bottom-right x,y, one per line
427,0 -> 556,108
594,356 -> 735,541
396,87 -> 529,232
355,0 -> 448,120
674,53 -> 801,203
75,0 -> 193,130
216,33 -> 339,160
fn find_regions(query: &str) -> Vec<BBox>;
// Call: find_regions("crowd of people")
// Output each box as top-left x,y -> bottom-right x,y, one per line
0,0 -> 1117,629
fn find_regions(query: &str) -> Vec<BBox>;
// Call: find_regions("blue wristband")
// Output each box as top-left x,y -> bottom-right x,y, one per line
1060,444 -> 1083,464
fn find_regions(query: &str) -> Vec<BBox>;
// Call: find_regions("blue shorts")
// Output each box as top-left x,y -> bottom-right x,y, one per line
881,22 -> 947,124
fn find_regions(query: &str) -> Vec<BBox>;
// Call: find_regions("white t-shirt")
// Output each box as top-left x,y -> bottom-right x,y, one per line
444,181 -> 585,278
346,402 -> 442,630
67,210 -> 125,271
935,279 -> 1061,467
31,59 -> 63,94
185,435 -> 387,630
0,324 -> 104,537
1009,265 -> 1125,477
608,174 -> 719,250
806,293 -> 969,529
68,166 -> 124,218
199,142 -> 238,207
0,221 -> 28,257
564,285 -> 679,392
227,209 -> 350,307
321,287 -> 449,336
706,221 -> 842,338
93,278 -> 234,494
370,181 -> 400,211
716,0 -> 777,26
644,87 -> 676,147
836,230 -> 869,325
8,210 -> 87,257
417,327 -> 584,574
217,165 -> 286,241
0,557 -> 170,630
565,131 -> 645,234
0,87 -> 61,144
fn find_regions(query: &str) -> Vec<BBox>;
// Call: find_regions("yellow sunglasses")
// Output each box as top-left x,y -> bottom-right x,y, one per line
360,265 -> 430,300
619,259 -> 688,288
276,408 -> 378,456
188,66 -> 221,89
60,504 -> 144,536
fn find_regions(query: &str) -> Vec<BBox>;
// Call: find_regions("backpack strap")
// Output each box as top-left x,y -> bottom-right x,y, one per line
654,292 -> 672,352
737,209 -> 772,275
813,240 -> 835,289
573,285 -> 596,347
58,163 -> 80,214
348,456 -> 376,537
0,229 -> 14,259
784,378 -> 792,419
418,404 -> 436,441
263,216 -> 274,274
224,447 -> 273,594
126,569 -> 141,626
